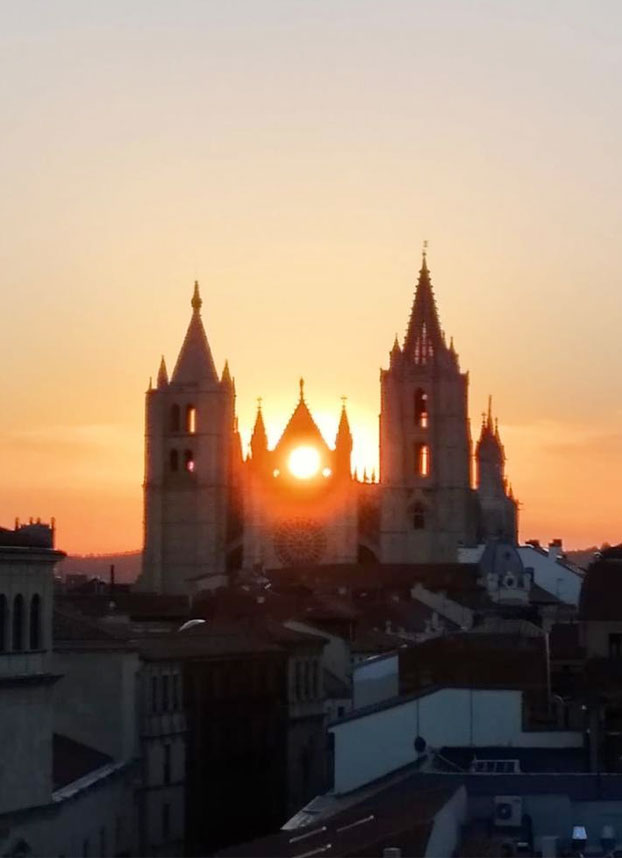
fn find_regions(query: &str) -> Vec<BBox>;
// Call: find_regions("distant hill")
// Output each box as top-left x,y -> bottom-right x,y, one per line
58,545 -> 611,584
60,551 -> 141,584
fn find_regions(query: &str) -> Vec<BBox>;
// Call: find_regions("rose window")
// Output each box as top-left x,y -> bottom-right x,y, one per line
273,518 -> 327,567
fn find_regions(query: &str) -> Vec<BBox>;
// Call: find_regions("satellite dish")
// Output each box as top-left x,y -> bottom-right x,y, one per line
177,618 -> 206,633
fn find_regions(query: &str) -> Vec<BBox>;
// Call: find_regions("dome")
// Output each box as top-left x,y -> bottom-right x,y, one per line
479,539 -> 525,581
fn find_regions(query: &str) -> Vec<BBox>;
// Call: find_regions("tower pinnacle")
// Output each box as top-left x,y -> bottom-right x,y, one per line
171,282 -> 219,385
157,355 -> 168,389
403,248 -> 444,362
191,280 -> 202,313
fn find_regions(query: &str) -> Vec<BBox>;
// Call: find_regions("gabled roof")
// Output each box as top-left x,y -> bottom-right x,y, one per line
171,282 -> 219,385
273,380 -> 329,453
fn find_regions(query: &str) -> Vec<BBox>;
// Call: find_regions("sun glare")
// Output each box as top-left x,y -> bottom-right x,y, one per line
288,446 -> 321,480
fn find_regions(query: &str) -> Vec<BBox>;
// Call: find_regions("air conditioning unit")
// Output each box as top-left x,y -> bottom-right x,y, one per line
494,796 -> 522,827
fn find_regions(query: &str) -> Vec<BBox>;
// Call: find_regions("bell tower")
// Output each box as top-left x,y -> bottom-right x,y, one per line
475,397 -> 518,542
379,249 -> 476,562
136,282 -> 235,595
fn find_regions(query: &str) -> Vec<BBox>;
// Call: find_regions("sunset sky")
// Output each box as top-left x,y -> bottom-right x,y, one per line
1,1 -> 621,554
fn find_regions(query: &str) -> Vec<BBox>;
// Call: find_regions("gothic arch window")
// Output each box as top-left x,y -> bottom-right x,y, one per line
12,594 -> 24,651
414,443 -> 430,477
184,450 -> 195,473
185,405 -> 196,434
29,594 -> 41,649
414,388 -> 428,428
169,449 -> 179,472
0,595 -> 6,651
413,503 -> 425,530
170,404 -> 180,433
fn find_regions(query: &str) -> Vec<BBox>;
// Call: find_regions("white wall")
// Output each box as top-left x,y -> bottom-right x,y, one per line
518,546 -> 582,606
0,766 -> 136,858
52,649 -> 140,762
330,688 -> 583,793
0,682 -> 53,814
353,654 -> 398,709
425,786 -> 467,858
285,620 -> 351,683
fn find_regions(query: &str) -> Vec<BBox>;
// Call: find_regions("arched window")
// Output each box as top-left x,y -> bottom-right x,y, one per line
0,595 -> 6,652
170,404 -> 180,433
185,405 -> 196,434
184,450 -> 195,473
29,594 -> 41,649
414,443 -> 430,477
169,449 -> 179,472
12,594 -> 24,651
413,504 -> 425,530
414,389 -> 428,428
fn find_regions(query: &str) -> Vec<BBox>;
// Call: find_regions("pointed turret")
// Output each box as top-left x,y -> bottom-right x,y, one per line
403,248 -> 444,363
251,399 -> 268,461
221,360 -> 235,392
389,333 -> 402,368
335,399 -> 353,476
476,396 -> 504,462
157,355 -> 168,389
171,281 -> 219,385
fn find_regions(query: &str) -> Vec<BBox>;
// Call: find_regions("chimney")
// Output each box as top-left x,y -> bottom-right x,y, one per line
548,539 -> 563,560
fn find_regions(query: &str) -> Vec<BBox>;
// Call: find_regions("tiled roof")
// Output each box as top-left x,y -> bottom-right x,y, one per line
216,781 -> 455,857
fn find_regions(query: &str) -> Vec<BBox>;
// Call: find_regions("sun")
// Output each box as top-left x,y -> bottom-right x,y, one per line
288,445 -> 321,480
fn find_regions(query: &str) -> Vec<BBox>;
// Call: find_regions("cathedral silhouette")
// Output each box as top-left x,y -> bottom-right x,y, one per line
136,252 -> 517,595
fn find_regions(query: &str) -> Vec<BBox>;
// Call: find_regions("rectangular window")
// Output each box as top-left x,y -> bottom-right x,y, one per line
414,443 -> 430,477
162,675 -> 169,711
172,674 -> 180,710
151,676 -> 158,713
186,405 -> 196,434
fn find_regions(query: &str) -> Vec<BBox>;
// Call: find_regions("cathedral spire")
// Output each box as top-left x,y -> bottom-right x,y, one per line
251,398 -> 268,459
171,281 -> 219,385
403,246 -> 444,362
191,280 -> 202,312
157,355 -> 168,389
221,359 -> 233,388
335,397 -> 353,473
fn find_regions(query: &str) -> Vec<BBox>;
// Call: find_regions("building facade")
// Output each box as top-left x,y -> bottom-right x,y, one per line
137,252 -> 518,595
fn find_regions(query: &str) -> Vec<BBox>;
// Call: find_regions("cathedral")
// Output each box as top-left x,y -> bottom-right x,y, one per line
136,252 -> 517,596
